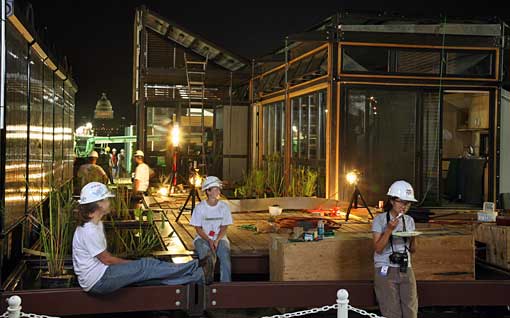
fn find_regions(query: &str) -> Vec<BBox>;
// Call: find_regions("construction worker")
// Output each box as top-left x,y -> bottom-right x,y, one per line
372,180 -> 418,318
131,150 -> 150,207
190,176 -> 232,282
72,182 -> 213,294
76,151 -> 109,191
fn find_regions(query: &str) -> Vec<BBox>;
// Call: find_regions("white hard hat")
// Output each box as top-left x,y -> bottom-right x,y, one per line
78,182 -> 115,204
202,176 -> 222,191
134,150 -> 144,157
387,180 -> 417,202
88,151 -> 99,158
112,148 -> 117,152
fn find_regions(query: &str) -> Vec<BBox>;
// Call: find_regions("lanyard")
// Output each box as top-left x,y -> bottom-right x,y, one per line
386,212 -> 408,253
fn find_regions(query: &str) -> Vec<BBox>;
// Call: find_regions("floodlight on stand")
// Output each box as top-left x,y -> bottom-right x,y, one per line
171,123 -> 180,148
176,170 -> 202,223
158,186 -> 169,197
344,169 -> 374,222
346,170 -> 359,185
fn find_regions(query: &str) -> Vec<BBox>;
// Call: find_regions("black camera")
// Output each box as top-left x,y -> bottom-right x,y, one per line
389,252 -> 408,272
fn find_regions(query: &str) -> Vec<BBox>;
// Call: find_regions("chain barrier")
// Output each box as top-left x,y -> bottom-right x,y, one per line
348,305 -> 385,318
1,312 -> 60,318
262,305 -> 338,318
261,303 -> 385,318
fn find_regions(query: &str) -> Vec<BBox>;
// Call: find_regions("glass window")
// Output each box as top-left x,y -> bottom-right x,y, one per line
422,92 -> 441,205
299,96 -> 309,159
29,48 -> 44,208
42,64 -> 54,198
4,23 -> 28,227
289,90 -> 327,196
446,51 -> 494,77
263,102 -> 285,157
319,91 -> 327,160
54,79 -> 64,186
147,106 -> 176,153
345,88 -> 417,204
342,46 -> 389,73
291,98 -> 299,157
396,50 -> 441,74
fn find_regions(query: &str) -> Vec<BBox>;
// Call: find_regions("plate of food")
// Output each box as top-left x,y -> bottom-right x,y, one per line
393,231 -> 422,237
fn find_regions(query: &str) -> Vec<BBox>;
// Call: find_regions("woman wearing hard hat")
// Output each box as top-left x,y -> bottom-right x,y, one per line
190,176 -> 233,282
372,180 -> 418,318
72,182 -> 214,294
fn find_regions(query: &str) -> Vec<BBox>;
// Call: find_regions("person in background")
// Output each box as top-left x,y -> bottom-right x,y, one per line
372,180 -> 418,318
190,176 -> 232,282
109,148 -> 118,179
72,182 -> 214,295
98,148 -> 114,184
76,151 -> 108,191
131,150 -> 150,207
117,149 -> 127,178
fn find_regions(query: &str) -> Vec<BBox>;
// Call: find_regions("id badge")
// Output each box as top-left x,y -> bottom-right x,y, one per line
208,230 -> 216,237
380,266 -> 389,277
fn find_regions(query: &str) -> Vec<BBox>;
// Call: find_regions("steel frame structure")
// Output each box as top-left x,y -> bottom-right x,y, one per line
1,280 -> 509,316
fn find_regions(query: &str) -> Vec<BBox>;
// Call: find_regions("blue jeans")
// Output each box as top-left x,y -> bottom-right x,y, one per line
194,238 -> 231,282
89,257 -> 204,294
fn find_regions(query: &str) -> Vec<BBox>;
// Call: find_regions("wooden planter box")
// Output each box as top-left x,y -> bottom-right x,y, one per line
270,230 -> 474,281
474,223 -> 510,270
225,197 -> 346,213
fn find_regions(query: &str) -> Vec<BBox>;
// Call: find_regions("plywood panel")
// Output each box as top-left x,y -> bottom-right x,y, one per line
270,230 -> 474,281
474,223 -> 510,270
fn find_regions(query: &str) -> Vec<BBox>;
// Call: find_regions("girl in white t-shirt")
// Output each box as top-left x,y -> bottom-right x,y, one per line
72,182 -> 214,294
190,176 -> 233,282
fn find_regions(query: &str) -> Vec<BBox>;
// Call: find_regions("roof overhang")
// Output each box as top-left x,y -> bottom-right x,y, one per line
140,8 -> 249,72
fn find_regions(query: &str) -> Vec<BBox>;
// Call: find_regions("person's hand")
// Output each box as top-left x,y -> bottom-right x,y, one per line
386,218 -> 399,232
208,239 -> 216,252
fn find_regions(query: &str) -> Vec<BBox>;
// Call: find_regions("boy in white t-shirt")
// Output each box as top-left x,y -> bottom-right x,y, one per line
72,182 -> 214,294
190,176 -> 233,282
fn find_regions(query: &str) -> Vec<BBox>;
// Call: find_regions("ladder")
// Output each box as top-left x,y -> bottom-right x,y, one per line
184,53 -> 208,174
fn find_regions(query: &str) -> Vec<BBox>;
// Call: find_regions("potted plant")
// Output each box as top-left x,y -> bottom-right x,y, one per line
30,183 -> 77,288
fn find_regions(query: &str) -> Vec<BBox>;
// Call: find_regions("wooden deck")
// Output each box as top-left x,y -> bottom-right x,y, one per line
145,194 -> 471,259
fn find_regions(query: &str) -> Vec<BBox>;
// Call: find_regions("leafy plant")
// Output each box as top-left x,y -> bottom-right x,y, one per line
30,183 -> 77,277
287,166 -> 318,197
110,185 -> 132,220
235,168 -> 266,198
266,153 -> 285,197
107,208 -> 162,258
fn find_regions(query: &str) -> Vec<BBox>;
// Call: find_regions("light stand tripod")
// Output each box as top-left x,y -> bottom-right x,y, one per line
175,185 -> 201,222
345,184 -> 374,222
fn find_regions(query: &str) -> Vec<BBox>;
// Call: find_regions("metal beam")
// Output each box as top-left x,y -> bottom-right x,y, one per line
0,285 -> 189,316
1,280 -> 509,315
206,280 -> 510,309
340,24 -> 502,37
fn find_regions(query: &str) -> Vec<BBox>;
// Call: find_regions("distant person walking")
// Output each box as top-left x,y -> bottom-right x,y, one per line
76,151 -> 109,191
117,149 -> 127,178
109,148 -> 118,179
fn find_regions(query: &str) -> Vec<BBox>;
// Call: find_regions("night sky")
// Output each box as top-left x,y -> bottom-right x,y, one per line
28,1 -> 509,127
